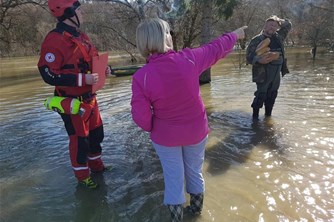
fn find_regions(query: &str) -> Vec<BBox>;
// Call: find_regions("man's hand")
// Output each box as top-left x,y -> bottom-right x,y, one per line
85,73 -> 99,85
258,52 -> 279,64
105,65 -> 113,77
258,56 -> 271,64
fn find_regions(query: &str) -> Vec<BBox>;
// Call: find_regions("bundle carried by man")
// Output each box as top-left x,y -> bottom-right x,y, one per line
256,38 -> 279,61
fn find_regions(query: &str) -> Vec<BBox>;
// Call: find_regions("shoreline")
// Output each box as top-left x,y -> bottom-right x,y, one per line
1,47 -> 329,80
0,51 -> 144,79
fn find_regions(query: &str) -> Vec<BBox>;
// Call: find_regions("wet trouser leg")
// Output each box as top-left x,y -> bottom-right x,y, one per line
252,65 -> 281,117
251,92 -> 266,119
183,137 -> 207,214
152,137 -> 207,205
265,91 -> 278,116
264,65 -> 281,116
152,136 -> 207,221
87,102 -> 104,172
61,99 -> 104,181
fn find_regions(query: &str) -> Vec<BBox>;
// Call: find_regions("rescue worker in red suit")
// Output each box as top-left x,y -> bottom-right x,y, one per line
38,0 -> 112,189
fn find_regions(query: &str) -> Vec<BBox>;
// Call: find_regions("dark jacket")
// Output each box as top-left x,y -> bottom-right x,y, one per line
246,20 -> 292,83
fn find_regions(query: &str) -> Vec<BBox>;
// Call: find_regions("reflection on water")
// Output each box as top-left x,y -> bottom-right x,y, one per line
0,50 -> 333,222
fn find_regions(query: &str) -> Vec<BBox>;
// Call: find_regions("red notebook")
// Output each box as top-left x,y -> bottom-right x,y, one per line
92,53 -> 108,93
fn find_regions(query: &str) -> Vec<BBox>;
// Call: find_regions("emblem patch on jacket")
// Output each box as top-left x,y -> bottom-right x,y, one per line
45,53 -> 55,63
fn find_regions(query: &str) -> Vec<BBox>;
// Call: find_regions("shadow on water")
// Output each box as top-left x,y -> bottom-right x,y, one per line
205,110 -> 285,176
74,174 -> 113,222
73,170 -> 163,222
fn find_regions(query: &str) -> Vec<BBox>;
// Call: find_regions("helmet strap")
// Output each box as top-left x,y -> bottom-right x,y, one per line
68,13 -> 80,28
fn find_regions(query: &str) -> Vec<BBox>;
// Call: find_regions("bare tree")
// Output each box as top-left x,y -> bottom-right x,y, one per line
0,0 -> 47,56
198,0 -> 213,84
1,0 -> 333,61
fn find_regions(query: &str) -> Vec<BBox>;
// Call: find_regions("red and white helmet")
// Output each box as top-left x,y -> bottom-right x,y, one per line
48,0 -> 80,20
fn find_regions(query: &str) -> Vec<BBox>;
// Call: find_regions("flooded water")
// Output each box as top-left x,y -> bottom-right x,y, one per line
0,49 -> 333,222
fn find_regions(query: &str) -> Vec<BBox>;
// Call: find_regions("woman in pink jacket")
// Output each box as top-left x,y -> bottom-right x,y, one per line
131,18 -> 246,222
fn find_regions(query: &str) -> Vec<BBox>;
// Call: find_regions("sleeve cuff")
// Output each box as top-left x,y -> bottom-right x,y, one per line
78,73 -> 86,86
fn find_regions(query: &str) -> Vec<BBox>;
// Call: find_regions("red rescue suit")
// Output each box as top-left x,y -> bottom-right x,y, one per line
38,22 -> 105,181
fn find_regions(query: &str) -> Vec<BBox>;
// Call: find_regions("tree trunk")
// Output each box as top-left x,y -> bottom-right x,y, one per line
199,1 -> 213,85
312,28 -> 320,60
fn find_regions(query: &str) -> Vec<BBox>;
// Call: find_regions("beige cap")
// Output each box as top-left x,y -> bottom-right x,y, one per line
266,15 -> 281,25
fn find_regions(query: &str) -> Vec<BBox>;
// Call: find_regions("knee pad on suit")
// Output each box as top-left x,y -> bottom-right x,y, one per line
89,125 -> 104,153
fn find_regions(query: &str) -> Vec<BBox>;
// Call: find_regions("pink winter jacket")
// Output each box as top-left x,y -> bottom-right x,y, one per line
131,33 -> 238,147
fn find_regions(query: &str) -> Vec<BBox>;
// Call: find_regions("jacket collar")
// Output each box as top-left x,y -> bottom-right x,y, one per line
147,50 -> 174,62
56,22 -> 80,37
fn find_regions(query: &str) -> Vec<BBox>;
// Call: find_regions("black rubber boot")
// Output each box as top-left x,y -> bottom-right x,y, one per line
252,108 -> 260,120
167,204 -> 183,222
185,193 -> 203,215
265,106 -> 273,117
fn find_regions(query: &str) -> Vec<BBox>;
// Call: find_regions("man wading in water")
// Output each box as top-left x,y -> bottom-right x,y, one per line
246,15 -> 292,119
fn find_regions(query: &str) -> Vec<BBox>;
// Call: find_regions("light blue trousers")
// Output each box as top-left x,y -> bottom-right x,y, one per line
152,136 -> 208,205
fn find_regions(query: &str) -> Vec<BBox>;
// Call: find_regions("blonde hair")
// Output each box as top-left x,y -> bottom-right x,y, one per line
136,18 -> 170,58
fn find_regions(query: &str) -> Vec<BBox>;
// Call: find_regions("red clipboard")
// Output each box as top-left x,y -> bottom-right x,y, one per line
92,53 -> 108,93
